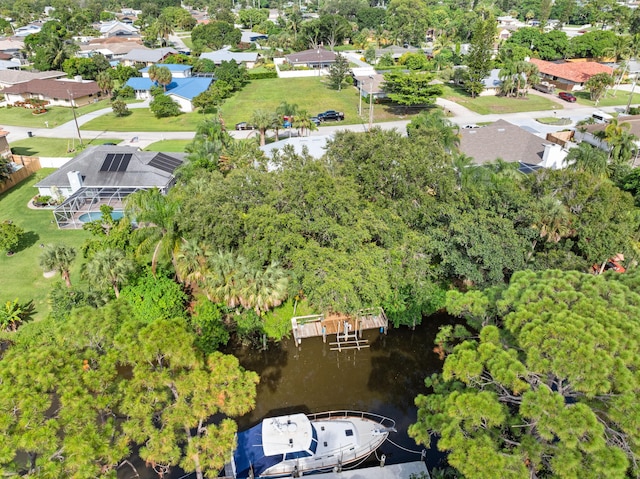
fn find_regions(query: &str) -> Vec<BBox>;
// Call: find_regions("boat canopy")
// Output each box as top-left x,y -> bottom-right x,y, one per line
262,414 -> 316,456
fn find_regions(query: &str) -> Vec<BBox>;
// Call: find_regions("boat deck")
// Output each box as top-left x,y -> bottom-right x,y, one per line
221,461 -> 430,479
291,308 -> 388,348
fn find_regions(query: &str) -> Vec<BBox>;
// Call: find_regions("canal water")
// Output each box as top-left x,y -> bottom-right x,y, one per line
121,314 -> 455,478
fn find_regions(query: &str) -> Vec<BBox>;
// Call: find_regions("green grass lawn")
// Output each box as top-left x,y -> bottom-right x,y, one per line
81,109 -> 204,132
0,170 -> 91,320
572,88 -> 640,108
441,85 -> 561,114
0,99 -> 120,128
10,137 -> 122,157
219,77 -> 402,126
144,139 -> 191,152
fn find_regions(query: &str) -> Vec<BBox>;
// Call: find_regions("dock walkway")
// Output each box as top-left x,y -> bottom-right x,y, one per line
291,308 -> 388,350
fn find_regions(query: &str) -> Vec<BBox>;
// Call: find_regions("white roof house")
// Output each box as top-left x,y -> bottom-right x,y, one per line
99,20 -> 139,38
200,47 -> 259,68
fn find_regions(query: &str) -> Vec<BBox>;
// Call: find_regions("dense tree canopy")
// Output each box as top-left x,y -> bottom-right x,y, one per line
410,269 -> 640,479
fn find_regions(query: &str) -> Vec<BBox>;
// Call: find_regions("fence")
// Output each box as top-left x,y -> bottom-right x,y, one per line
0,155 -> 41,195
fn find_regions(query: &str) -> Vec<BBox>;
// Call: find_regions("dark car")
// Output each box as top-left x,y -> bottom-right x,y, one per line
310,116 -> 320,126
317,110 -> 345,122
235,122 -> 256,130
558,92 -> 577,103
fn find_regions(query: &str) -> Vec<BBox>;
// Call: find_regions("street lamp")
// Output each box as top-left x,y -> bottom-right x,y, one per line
368,75 -> 374,131
358,79 -> 362,116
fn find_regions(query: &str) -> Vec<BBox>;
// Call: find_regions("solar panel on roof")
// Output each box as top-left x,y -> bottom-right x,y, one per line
116,153 -> 132,171
148,153 -> 182,173
100,153 -> 116,171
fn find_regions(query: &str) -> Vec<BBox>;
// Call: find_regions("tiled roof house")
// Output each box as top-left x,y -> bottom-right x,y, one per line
2,79 -> 101,106
528,58 -> 613,91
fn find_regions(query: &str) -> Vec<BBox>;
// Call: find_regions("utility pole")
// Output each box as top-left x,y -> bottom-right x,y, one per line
626,77 -> 637,115
68,90 -> 83,147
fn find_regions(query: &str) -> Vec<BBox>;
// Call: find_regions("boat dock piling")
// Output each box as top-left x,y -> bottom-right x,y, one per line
291,308 -> 388,351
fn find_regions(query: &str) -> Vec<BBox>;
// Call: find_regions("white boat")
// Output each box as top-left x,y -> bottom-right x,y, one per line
226,410 -> 396,478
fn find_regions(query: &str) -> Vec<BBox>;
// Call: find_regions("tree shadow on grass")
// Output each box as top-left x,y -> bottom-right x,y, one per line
10,146 -> 37,156
13,230 -> 39,253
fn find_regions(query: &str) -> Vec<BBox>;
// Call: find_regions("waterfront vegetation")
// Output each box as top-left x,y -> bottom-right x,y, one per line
4,0 -> 640,477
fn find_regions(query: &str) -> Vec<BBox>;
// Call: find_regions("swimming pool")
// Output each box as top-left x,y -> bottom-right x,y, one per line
78,211 -> 125,223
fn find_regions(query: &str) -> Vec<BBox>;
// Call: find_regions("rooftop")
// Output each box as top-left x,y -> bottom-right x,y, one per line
459,119 -> 548,166
2,78 -> 101,98
528,58 -> 614,83
200,47 -> 258,63
121,47 -> 177,63
0,69 -> 65,85
285,47 -> 337,64
140,63 -> 192,73
35,146 -> 186,189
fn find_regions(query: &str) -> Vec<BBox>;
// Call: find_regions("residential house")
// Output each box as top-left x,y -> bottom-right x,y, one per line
78,37 -> 146,60
34,146 -> 185,228
98,20 -> 139,38
120,47 -> 177,66
124,76 -> 212,112
528,58 -> 614,91
459,119 -> 568,171
0,38 -> 24,59
2,78 -> 101,106
0,60 -> 20,70
374,45 -> 421,62
140,63 -> 192,78
353,72 -> 387,100
200,47 -> 258,68
573,115 -> 640,154
241,30 -> 268,43
0,70 -> 66,89
14,24 -> 42,37
284,47 -> 337,68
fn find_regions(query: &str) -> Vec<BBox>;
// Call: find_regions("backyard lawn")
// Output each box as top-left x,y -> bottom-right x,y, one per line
441,85 -> 561,114
0,170 -> 91,320
145,139 -> 191,152
0,99 -> 122,128
572,88 -> 640,108
219,77 -> 403,126
81,108 -> 205,131
11,137 -> 121,157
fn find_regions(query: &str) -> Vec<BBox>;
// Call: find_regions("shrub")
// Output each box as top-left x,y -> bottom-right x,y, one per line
33,195 -> 52,206
150,94 -> 181,118
247,70 -> 278,79
0,221 -> 24,254
117,85 -> 135,100
111,99 -> 130,117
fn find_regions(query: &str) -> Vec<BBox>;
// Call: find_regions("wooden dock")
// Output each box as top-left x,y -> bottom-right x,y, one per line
291,308 -> 388,350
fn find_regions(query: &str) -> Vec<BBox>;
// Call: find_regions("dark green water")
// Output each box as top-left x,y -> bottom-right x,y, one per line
120,314 -> 454,478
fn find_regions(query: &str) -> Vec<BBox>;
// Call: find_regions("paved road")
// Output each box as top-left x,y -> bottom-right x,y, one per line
1,88 -> 635,148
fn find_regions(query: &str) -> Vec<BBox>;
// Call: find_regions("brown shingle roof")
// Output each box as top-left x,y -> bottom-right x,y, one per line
580,115 -> 640,137
528,58 -> 613,83
3,79 -> 101,98
459,119 -> 547,166
285,47 -> 337,64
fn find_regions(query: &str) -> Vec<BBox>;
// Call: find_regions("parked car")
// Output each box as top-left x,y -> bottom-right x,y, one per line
317,110 -> 345,122
558,92 -> 576,103
310,116 -> 320,126
235,122 -> 256,130
533,82 -> 556,94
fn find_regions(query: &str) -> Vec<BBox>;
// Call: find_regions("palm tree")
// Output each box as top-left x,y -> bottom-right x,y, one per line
82,248 -> 135,298
276,101 -> 299,140
175,239 -> 210,290
124,188 -> 181,276
250,109 -> 275,146
205,251 -> 251,308
292,109 -> 317,137
239,261 -> 289,315
154,66 -> 173,91
533,195 -> 573,244
407,109 -> 460,152
39,244 -> 77,288
566,142 -> 609,177
155,15 -> 173,47
96,71 -> 114,96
